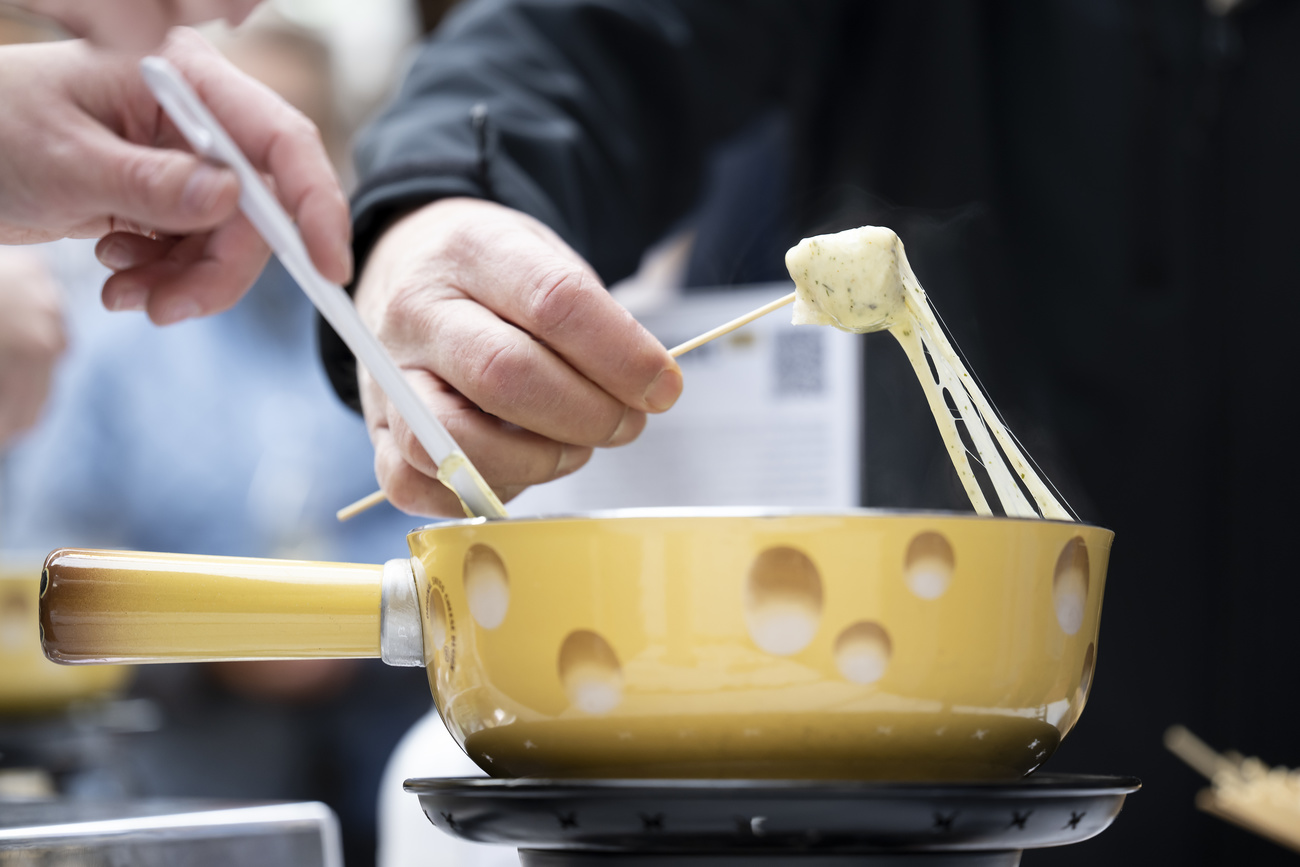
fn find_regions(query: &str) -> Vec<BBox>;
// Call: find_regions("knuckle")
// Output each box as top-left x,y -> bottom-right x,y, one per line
165,26 -> 205,51
463,332 -> 526,399
383,282 -> 428,330
524,266 -> 592,336
120,150 -> 172,208
378,280 -> 443,347
434,219 -> 490,274
287,110 -> 323,148
276,110 -> 326,165
41,132 -> 76,175
441,218 -> 480,247
264,109 -> 328,195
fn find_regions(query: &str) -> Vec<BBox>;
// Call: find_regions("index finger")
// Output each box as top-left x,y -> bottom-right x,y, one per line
161,28 -> 352,285
454,218 -> 682,414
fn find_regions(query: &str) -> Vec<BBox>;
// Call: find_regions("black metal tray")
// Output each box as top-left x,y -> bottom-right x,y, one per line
405,774 -> 1140,859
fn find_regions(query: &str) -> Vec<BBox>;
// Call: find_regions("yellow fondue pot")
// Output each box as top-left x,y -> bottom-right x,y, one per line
39,509 -> 1110,780
1,559 -> 130,714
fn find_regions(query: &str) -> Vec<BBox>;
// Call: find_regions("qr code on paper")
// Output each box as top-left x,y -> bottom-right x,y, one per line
774,330 -> 824,396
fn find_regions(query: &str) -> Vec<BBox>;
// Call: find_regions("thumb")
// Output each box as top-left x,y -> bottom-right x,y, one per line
84,135 -> 240,233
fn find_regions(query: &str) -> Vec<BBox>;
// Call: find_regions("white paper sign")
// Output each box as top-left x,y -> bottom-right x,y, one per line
508,283 -> 863,515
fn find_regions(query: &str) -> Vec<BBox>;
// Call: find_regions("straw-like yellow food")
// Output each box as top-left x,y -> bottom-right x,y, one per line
1200,757 -> 1300,851
786,226 -> 1071,520
1165,725 -> 1300,853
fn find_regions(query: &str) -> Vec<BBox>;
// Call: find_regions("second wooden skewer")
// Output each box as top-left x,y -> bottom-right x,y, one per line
336,291 -> 797,522
665,290 -> 797,357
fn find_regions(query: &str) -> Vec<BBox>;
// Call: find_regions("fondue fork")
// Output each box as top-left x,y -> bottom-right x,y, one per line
139,57 -> 506,520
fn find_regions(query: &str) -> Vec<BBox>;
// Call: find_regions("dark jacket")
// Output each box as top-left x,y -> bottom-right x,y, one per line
327,2 -> 1300,863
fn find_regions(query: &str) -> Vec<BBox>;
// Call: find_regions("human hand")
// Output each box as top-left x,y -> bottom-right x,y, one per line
0,248 -> 67,447
354,198 -> 684,516
0,28 -> 351,325
9,0 -> 261,51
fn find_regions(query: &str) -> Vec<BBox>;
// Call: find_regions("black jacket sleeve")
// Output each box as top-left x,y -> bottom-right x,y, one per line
322,0 -> 830,408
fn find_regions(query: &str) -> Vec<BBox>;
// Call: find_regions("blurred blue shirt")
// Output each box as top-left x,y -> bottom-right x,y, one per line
1,245 -> 417,562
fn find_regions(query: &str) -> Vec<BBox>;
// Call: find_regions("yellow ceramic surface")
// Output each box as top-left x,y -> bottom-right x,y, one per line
410,509 -> 1110,780
1,560 -> 130,714
37,510 -> 1111,780
39,549 -> 383,663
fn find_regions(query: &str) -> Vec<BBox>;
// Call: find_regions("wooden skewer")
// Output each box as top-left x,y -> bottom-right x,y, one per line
335,489 -> 388,522
666,291 -> 795,357
1164,725 -> 1238,780
336,291 -> 797,521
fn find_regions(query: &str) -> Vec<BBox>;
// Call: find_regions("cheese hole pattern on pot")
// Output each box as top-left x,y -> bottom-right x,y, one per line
429,585 -> 449,650
1077,642 -> 1096,706
1054,641 -> 1097,735
558,629 -> 623,715
1052,537 -> 1090,635
463,544 -> 509,629
834,621 -> 892,684
744,547 -> 824,656
904,531 -> 954,599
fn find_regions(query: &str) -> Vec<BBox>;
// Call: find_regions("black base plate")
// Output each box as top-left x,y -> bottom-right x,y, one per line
405,774 -> 1139,866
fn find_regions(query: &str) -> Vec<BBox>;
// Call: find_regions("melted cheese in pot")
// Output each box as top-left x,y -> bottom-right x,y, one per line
786,226 -> 1071,521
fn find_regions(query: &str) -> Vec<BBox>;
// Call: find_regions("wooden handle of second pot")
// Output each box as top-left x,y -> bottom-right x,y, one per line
40,548 -> 384,664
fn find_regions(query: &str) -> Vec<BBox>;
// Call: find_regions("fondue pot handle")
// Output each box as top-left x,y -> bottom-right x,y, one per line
39,548 -> 424,666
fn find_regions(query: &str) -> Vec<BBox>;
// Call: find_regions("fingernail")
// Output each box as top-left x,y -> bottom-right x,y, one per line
643,367 -> 683,412
108,286 -> 147,312
340,245 -> 355,284
555,445 -> 587,477
97,238 -> 135,271
156,297 -> 202,325
605,409 -> 636,446
181,163 -> 231,216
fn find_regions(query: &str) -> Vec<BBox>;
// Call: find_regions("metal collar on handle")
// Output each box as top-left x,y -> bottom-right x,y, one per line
380,559 -> 424,667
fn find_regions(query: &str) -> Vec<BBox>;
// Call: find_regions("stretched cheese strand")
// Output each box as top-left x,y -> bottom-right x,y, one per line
786,226 -> 1071,521
895,249 -> 1068,520
889,323 -> 994,515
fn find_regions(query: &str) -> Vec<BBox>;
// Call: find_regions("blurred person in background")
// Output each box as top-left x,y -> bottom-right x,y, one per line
319,1 -> 1300,864
0,246 -> 65,447
0,10 -> 426,866
0,6 -> 311,452
0,1 -> 350,486
0,7 -> 350,324
2,0 -> 262,50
